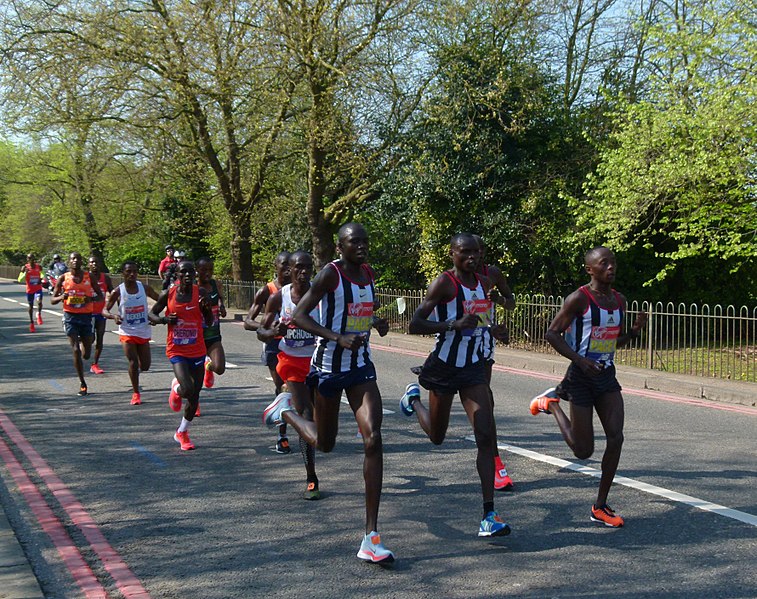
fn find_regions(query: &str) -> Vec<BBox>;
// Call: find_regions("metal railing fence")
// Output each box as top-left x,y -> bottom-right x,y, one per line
3,265 -> 754,382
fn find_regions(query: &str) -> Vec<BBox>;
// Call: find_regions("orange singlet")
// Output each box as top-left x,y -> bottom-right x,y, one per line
166,285 -> 207,359
62,272 -> 95,314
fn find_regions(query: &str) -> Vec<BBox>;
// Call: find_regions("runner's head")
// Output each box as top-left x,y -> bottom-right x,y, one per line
26,253 -> 35,265
336,222 -> 369,265
472,234 -> 486,266
196,257 -> 214,284
68,252 -> 84,272
88,256 -> 101,274
176,260 -> 196,289
289,251 -> 314,286
121,260 -> 139,282
584,246 -> 616,284
449,233 -> 480,273
274,251 -> 291,285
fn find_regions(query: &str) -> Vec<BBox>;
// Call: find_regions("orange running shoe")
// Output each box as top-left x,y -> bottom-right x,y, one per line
90,364 -> 104,375
591,504 -> 624,528
78,384 -> 87,397
173,430 -> 195,451
29,323 -> 36,333
194,403 -> 202,417
529,387 -> 560,415
494,456 -> 514,491
168,378 -> 182,412
203,357 -> 215,388
37,314 -> 43,325
131,392 -> 141,405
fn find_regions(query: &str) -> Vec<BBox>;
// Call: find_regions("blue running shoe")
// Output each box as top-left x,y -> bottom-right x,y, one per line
478,511 -> 511,537
399,383 -> 420,416
263,392 -> 293,427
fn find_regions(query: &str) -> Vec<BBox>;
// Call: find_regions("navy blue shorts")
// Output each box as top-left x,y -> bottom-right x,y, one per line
306,362 -> 377,398
418,354 -> 487,396
169,355 -> 205,368
264,339 -> 281,368
26,291 -> 43,304
63,313 -> 93,339
556,363 -> 622,407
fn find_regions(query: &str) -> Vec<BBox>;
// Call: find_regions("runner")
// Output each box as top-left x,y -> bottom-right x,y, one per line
197,257 -> 227,415
88,256 -> 114,375
19,253 -> 44,332
103,260 -> 161,405
150,260 -> 213,451
399,233 -> 512,538
530,246 -> 647,528
257,251 -> 320,499
473,234 -> 516,492
50,252 -> 104,397
245,251 -> 292,453
263,223 -> 395,563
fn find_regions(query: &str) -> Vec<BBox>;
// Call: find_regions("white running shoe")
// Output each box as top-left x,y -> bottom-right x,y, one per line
263,392 -> 293,427
357,531 -> 395,564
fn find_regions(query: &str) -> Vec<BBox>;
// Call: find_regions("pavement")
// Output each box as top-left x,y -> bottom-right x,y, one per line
1,323 -> 754,598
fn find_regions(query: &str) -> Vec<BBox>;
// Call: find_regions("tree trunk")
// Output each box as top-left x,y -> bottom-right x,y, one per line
229,210 -> 253,281
307,134 -> 335,268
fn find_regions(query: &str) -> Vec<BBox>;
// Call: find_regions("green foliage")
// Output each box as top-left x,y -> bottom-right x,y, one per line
579,2 -> 757,304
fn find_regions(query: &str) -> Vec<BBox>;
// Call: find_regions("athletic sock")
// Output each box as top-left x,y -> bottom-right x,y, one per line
177,417 -> 191,433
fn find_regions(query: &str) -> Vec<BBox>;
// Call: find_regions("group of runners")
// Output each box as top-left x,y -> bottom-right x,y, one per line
16,223 -> 646,565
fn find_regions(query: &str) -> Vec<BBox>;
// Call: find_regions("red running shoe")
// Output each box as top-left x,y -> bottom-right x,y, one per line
203,357 -> 215,388
168,378 -> 182,412
494,456 -> 514,491
90,364 -> 104,375
591,504 -> 624,528
194,403 -> 202,417
529,387 -> 560,415
131,392 -> 142,405
37,314 -> 43,325
173,430 -> 195,451
29,323 -> 36,333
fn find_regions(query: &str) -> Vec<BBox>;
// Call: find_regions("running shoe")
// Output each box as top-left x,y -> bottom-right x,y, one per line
275,437 -> 291,454
173,430 -> 195,451
168,378 -> 182,412
399,383 -> 420,416
529,387 -> 560,415
90,364 -> 104,375
37,314 -> 43,325
304,481 -> 321,501
194,403 -> 202,417
590,504 -> 624,528
263,392 -> 293,427
203,357 -> 215,388
357,531 -> 395,564
478,511 -> 511,537
29,323 -> 35,333
494,456 -> 514,491
78,384 -> 87,397
130,392 -> 141,405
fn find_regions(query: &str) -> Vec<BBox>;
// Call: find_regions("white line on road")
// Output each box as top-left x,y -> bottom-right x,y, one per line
467,436 -> 757,527
1,296 -> 19,303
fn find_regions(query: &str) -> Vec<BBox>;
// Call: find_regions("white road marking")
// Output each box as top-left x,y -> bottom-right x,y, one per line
225,362 -> 239,369
466,436 -> 757,527
1,297 -> 19,303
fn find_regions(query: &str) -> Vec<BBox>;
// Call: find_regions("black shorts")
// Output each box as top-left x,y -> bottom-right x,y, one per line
306,362 -> 377,398
556,363 -> 622,407
418,354 -> 487,396
63,313 -> 93,339
264,339 -> 280,368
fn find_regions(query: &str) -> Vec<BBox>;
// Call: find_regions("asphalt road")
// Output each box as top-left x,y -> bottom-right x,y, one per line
0,280 -> 755,598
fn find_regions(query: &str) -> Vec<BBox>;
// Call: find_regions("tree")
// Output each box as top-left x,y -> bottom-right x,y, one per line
578,0 -> 757,302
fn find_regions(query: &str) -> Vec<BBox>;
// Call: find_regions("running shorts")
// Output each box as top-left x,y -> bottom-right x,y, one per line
306,362 -> 377,398
556,363 -> 622,407
63,313 -> 93,339
276,352 -> 311,384
418,354 -> 487,396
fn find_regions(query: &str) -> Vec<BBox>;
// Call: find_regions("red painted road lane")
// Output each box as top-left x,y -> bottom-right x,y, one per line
370,342 -> 757,416
0,410 -> 151,599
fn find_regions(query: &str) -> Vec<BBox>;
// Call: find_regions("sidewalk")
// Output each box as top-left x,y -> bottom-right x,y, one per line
0,511 -> 43,599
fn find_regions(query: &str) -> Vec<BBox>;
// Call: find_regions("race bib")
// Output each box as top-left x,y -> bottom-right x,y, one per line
125,305 -> 147,325
461,298 -> 492,337
586,325 -> 620,362
66,294 -> 87,306
29,276 -> 40,285
284,326 -> 316,348
173,320 -> 199,345
345,302 -> 373,333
